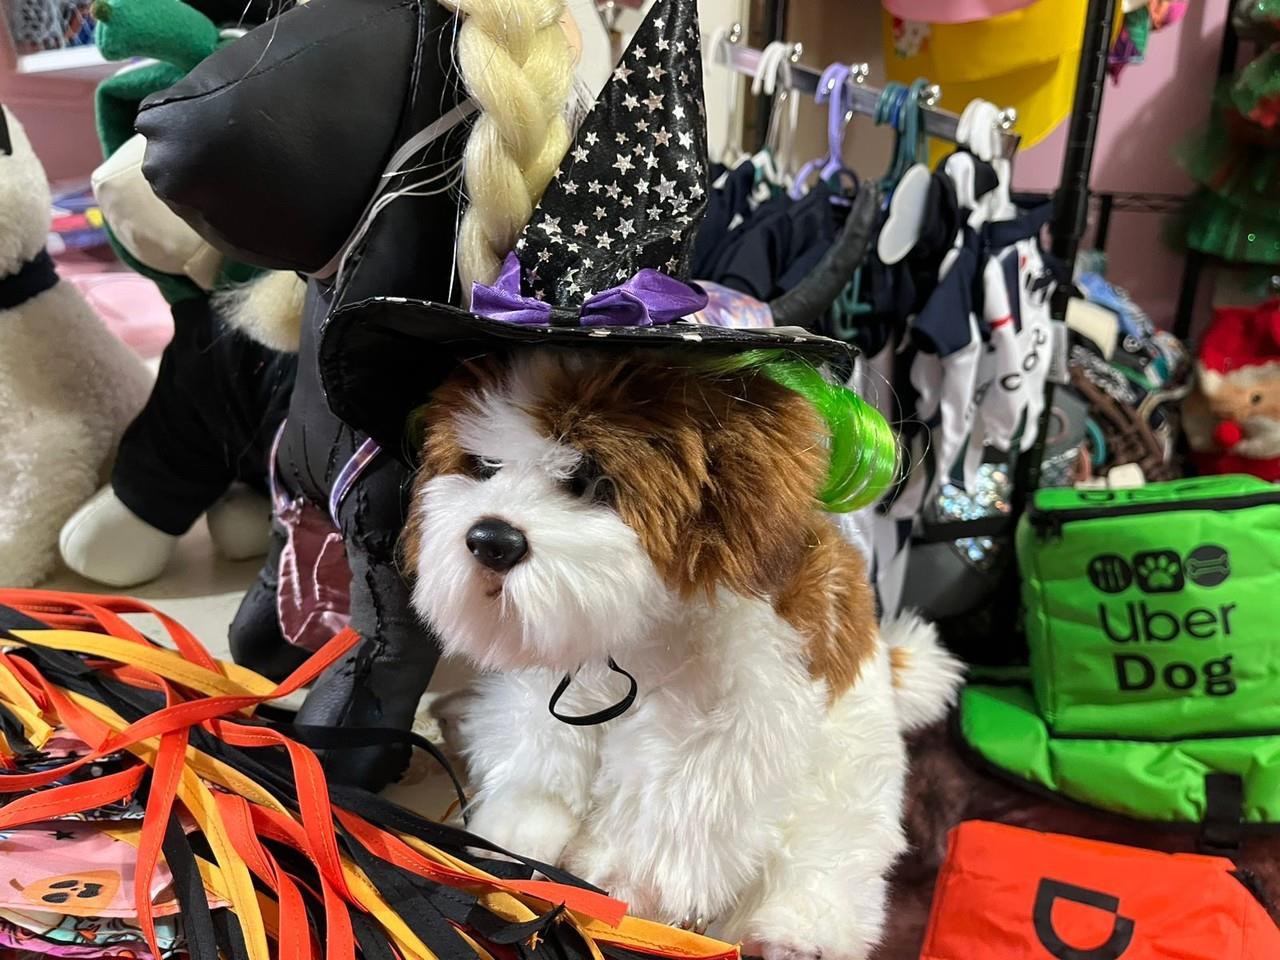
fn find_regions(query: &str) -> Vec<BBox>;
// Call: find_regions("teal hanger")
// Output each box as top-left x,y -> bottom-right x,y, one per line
827,78 -> 932,341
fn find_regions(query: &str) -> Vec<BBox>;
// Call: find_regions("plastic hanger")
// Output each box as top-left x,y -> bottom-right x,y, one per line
957,98 -> 1017,224
878,79 -> 935,265
952,98 -> 1008,229
832,80 -> 929,327
753,41 -> 802,187
790,63 -> 857,200
875,79 -> 929,195
711,25 -> 752,168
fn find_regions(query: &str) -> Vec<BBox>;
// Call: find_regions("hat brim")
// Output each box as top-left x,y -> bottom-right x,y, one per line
319,296 -> 855,459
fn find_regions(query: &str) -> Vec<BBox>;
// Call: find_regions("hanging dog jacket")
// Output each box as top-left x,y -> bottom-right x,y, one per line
961,475 -> 1280,832
920,821 -> 1280,960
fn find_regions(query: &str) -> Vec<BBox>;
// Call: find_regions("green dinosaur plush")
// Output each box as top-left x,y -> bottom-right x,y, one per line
94,0 -> 220,70
92,0 -> 247,303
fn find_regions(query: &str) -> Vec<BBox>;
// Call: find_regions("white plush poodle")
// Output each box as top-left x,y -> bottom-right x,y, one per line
0,106 -> 151,587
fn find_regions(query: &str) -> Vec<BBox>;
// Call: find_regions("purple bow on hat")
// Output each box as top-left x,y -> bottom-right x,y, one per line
471,253 -> 708,328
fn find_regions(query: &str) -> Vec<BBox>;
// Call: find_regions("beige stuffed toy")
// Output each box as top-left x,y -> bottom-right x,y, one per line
0,106 -> 151,587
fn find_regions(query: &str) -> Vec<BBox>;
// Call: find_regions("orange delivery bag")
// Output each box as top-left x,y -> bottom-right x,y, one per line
919,821 -> 1280,959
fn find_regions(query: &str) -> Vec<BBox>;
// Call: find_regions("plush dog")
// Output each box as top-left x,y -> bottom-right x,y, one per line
403,348 -> 964,959
0,105 -> 151,587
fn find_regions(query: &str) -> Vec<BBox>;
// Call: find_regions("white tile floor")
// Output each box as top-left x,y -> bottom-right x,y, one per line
41,522 -> 470,818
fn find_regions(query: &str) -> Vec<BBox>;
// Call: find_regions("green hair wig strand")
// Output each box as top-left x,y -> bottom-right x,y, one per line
702,350 -> 898,513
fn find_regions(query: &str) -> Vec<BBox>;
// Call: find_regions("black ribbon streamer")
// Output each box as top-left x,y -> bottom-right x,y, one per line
0,605 -> 653,960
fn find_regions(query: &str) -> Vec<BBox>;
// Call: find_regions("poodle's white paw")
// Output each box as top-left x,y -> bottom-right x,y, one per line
206,483 -> 271,561
740,885 -> 885,960
59,486 -> 176,587
562,834 -> 713,928
466,793 -> 580,866
740,941 -> 828,960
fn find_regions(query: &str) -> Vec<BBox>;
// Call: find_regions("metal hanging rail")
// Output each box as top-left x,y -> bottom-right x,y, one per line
716,27 -> 1021,157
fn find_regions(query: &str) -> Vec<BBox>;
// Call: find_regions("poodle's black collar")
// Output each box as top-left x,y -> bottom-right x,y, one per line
0,249 -> 57,311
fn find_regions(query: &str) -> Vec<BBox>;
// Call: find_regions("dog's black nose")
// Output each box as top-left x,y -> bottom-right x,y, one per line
466,519 -> 528,572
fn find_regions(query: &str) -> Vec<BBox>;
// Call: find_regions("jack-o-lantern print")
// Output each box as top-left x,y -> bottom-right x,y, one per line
13,870 -> 122,910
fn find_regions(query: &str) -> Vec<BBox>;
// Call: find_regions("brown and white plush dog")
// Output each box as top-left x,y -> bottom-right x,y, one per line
405,348 -> 963,960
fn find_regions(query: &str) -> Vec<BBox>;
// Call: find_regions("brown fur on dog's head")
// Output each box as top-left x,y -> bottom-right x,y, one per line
402,348 -> 876,689
408,349 -> 828,600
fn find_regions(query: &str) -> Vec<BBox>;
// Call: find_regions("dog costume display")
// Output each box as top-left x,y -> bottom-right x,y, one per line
58,0 -> 298,589
864,473 -> 1280,959
320,1 -> 963,953
132,0 -> 473,788
0,106 -> 151,588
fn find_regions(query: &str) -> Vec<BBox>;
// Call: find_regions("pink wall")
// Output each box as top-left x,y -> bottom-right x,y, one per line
0,26 -> 102,185
1013,0 -> 1230,330
0,73 -> 100,183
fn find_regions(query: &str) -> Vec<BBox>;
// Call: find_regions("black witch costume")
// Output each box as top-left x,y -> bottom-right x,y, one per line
136,0 -> 471,789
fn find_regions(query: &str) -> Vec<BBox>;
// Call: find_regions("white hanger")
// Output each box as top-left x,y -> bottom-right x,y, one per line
879,82 -> 936,265
956,98 -> 1016,224
711,24 -> 752,167
753,41 -> 802,182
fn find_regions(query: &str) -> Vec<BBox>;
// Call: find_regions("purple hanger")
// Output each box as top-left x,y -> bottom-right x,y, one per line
790,63 -> 856,200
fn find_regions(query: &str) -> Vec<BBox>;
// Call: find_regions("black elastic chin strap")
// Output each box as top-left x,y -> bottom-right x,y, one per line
548,658 -> 637,726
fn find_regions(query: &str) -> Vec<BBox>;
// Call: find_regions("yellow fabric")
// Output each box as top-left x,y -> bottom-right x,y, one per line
5,629 -> 279,698
881,1 -> 1123,149
0,657 -> 54,749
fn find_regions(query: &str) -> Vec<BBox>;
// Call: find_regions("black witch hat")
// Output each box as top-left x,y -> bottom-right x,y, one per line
318,0 -> 852,455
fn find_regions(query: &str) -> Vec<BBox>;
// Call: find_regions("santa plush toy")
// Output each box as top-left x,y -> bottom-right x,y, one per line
1184,299 -> 1280,482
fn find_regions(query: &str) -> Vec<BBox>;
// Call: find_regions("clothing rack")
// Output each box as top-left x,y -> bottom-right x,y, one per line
718,36 -> 1022,158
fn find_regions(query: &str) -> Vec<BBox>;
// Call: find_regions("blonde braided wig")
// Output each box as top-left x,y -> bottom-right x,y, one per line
441,0 -> 576,298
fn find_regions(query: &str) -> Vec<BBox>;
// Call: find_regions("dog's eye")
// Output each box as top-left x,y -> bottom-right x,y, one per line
1252,393 -> 1264,406
466,456 -> 500,480
565,458 -> 616,507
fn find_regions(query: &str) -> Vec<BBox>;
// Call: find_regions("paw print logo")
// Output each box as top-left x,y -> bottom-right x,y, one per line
1133,550 -> 1185,594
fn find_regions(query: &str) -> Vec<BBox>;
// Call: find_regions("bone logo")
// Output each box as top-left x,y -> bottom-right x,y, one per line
1185,544 -> 1231,588
1033,879 -> 1135,960
1087,555 -> 1132,594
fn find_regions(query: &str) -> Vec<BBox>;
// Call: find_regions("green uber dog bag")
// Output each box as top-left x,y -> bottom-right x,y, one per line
961,475 -> 1280,830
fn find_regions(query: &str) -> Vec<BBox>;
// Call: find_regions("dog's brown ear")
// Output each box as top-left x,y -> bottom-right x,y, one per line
672,374 -> 828,600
